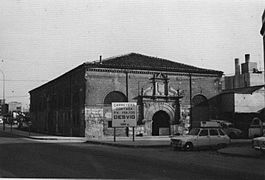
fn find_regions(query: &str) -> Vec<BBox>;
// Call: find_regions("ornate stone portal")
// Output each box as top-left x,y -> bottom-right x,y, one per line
135,73 -> 183,136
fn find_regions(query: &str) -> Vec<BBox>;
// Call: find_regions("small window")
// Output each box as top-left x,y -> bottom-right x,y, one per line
108,121 -> 112,128
210,129 -> 219,136
199,129 -> 208,136
218,129 -> 225,136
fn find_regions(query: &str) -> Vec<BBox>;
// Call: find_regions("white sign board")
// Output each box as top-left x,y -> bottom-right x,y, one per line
112,102 -> 137,127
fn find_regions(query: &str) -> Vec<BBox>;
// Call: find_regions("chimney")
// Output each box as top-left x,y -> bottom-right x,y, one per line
235,58 -> 240,75
245,54 -> 250,63
99,55 -> 102,64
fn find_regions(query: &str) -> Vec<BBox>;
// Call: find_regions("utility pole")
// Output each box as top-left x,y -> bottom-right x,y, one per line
0,68 -> 5,131
189,73 -> 192,130
0,69 -> 5,105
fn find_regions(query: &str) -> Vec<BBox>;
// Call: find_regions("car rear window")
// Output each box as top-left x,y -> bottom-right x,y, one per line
209,129 -> 219,136
218,129 -> 225,136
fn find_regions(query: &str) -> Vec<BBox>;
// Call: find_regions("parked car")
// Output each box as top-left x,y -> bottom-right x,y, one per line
252,135 -> 265,152
209,120 -> 243,139
18,120 -> 32,130
12,119 -> 18,125
170,127 -> 231,151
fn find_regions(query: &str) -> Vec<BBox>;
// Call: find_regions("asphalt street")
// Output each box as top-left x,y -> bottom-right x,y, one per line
0,131 -> 264,179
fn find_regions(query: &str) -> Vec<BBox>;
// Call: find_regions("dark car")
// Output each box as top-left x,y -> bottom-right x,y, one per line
18,115 -> 32,130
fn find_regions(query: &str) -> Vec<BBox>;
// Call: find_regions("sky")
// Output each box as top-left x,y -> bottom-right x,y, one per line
0,0 -> 264,108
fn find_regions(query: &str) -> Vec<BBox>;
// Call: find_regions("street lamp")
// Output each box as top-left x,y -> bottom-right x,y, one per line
0,69 -> 5,105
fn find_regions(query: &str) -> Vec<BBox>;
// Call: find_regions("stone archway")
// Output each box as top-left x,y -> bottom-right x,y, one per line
144,103 -> 175,136
152,110 -> 170,136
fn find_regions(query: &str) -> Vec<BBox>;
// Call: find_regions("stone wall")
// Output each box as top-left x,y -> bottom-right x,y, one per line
85,68 -> 221,136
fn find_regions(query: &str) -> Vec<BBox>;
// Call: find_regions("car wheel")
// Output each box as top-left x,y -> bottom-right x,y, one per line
184,142 -> 193,151
170,143 -> 177,151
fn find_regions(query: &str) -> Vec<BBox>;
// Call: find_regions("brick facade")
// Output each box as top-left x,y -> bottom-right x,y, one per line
30,53 -> 222,137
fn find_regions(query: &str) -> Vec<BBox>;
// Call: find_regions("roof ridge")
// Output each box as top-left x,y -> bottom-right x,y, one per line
101,52 -> 135,62
102,53 -> 221,72
85,53 -> 222,75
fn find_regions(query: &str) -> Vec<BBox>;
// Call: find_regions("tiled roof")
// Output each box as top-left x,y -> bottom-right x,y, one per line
29,53 -> 223,93
87,53 -> 223,75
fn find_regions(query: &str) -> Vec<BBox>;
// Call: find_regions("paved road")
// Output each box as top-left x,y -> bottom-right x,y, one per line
0,131 -> 264,179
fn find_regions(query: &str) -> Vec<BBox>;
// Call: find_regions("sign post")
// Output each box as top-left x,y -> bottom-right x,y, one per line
133,127 -> 135,142
28,121 -> 32,136
112,102 -> 137,142
114,127 -> 116,142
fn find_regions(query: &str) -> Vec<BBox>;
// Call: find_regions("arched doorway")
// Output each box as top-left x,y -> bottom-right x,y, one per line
152,110 -> 170,136
192,94 -> 209,127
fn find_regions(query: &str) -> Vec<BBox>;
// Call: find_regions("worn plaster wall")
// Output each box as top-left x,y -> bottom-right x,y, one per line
85,68 -> 221,136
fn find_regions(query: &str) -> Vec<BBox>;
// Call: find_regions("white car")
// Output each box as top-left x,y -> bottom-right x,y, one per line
171,127 -> 231,151
209,120 -> 243,139
252,135 -> 265,152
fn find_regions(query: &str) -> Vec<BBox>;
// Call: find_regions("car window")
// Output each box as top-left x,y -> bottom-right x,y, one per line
199,129 -> 208,136
209,129 -> 219,136
188,128 -> 200,135
218,129 -> 225,136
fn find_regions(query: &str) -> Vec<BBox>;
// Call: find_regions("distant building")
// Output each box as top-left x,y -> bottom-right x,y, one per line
208,10 -> 265,137
8,101 -> 22,112
22,104 -> 30,113
29,53 -> 223,137
224,54 -> 264,90
0,99 -> 8,116
0,99 -> 3,115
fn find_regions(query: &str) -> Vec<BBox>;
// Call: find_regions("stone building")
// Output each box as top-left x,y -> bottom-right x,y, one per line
29,53 -> 223,137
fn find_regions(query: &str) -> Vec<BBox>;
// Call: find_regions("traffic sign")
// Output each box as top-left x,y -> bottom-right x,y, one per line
112,102 -> 137,127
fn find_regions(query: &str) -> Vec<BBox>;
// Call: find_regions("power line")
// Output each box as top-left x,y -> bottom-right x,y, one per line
0,57 -> 77,65
0,57 -> 40,65
0,79 -> 48,82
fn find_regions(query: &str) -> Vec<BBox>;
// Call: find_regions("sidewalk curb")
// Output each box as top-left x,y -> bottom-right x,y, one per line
1,128 -> 85,141
28,136 -> 86,141
85,140 -> 170,148
229,141 -> 251,147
